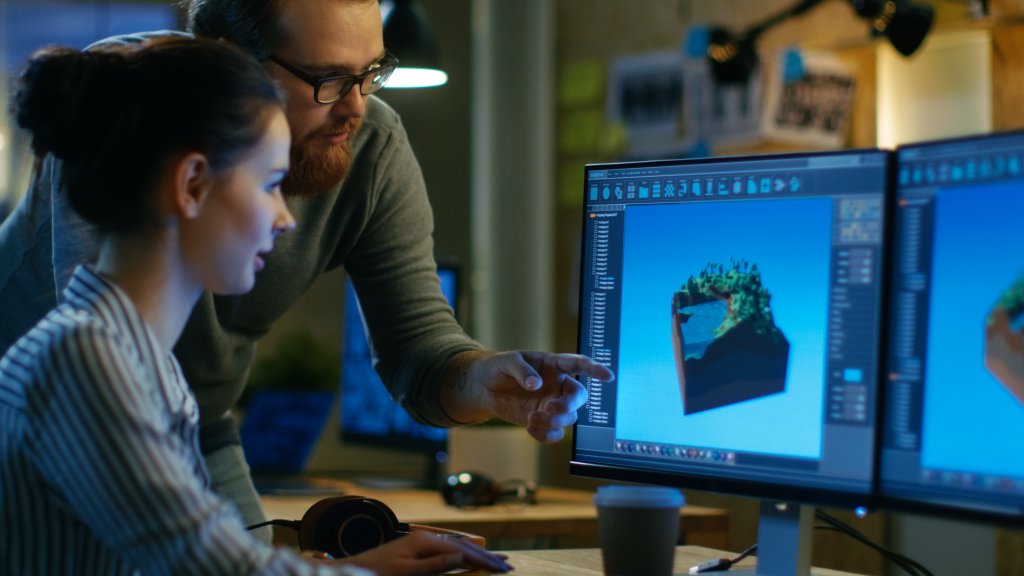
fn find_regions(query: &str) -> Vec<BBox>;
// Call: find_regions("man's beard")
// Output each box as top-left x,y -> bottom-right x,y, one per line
281,118 -> 361,198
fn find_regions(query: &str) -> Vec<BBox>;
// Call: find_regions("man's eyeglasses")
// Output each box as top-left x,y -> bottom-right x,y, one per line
268,52 -> 399,104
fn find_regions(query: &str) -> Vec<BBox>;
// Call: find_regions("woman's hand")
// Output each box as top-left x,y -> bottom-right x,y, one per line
342,531 -> 512,576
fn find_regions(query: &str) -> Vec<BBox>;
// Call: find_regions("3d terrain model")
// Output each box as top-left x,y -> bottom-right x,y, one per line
984,276 -> 1024,405
671,259 -> 790,415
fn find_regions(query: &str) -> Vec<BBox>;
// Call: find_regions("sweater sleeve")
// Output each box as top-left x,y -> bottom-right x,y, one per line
341,105 -> 483,427
0,156 -> 60,357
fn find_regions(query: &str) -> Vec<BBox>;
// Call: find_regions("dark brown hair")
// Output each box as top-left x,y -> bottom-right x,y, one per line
14,37 -> 284,233
183,0 -> 285,61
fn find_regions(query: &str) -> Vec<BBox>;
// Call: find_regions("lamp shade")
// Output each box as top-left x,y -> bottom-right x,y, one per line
884,2 -> 934,56
851,0 -> 934,57
381,0 -> 448,88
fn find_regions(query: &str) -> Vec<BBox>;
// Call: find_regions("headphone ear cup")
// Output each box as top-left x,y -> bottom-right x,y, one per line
298,496 -> 406,558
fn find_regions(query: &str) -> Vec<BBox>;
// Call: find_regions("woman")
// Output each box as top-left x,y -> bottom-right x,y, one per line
0,37 -> 510,576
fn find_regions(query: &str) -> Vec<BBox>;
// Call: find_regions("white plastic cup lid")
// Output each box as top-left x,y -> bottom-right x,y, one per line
593,485 -> 685,508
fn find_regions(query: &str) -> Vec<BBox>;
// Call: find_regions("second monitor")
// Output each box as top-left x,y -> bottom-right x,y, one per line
340,263 -> 460,487
882,130 -> 1024,523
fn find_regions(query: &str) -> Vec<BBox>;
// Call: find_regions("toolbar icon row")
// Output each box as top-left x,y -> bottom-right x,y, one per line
900,153 -> 1023,187
588,174 -> 802,201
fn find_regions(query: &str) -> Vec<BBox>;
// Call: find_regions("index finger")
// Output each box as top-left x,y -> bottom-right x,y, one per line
532,352 -> 614,382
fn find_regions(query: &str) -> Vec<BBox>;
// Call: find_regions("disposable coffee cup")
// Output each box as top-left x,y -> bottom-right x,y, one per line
594,485 -> 684,576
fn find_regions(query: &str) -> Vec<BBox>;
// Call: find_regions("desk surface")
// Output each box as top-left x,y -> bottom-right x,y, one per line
260,481 -> 729,549
491,546 -> 861,576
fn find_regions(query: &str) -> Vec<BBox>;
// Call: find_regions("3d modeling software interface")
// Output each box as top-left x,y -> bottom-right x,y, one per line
575,151 -> 889,497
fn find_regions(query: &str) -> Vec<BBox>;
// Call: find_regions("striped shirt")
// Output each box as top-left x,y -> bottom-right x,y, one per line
0,266 -> 370,576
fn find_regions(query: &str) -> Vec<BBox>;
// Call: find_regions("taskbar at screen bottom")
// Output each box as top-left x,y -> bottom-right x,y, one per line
571,458 -> 875,510
881,479 -> 1024,524
575,444 -> 872,492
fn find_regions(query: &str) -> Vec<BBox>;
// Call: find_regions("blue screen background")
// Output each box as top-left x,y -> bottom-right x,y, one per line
921,182 -> 1024,478
615,197 -> 833,459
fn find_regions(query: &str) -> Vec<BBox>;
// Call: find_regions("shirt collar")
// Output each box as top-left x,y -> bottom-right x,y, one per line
62,265 -> 165,357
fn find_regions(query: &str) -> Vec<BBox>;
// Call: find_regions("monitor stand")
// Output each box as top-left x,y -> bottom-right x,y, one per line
729,501 -> 813,576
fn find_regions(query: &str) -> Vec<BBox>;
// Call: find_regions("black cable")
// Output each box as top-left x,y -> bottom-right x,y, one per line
688,542 -> 757,573
815,510 -> 937,573
246,519 -> 302,532
813,512 -> 925,575
814,525 -> 922,576
815,510 -> 933,576
731,543 -> 757,564
687,510 -> 934,575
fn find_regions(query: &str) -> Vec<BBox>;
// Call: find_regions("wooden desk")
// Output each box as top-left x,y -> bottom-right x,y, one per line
260,482 -> 729,550
490,546 -> 862,576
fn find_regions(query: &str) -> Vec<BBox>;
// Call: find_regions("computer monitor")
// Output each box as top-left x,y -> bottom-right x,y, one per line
881,131 -> 1024,524
339,263 -> 459,486
571,150 -> 891,574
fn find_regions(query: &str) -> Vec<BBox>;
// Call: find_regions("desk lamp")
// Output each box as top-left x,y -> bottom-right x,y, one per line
381,0 -> 449,88
707,0 -> 934,85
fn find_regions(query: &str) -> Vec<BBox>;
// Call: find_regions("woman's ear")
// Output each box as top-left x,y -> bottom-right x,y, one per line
173,153 -> 213,219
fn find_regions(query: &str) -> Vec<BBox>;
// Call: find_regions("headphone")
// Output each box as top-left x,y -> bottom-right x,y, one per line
441,471 -> 538,508
250,495 -> 485,558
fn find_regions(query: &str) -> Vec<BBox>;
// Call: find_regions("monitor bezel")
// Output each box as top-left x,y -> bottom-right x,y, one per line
570,148 -> 897,512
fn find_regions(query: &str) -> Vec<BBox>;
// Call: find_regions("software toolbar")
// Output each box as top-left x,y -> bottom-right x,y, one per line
899,146 -> 1023,190
586,155 -> 885,206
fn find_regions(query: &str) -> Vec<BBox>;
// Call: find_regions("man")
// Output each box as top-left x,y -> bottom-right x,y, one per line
0,0 -> 613,539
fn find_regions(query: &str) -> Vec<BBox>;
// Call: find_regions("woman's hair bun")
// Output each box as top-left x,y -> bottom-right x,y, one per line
12,36 -> 282,234
14,47 -> 128,161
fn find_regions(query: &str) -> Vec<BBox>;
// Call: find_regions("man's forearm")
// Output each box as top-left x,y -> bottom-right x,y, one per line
439,349 -> 494,425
